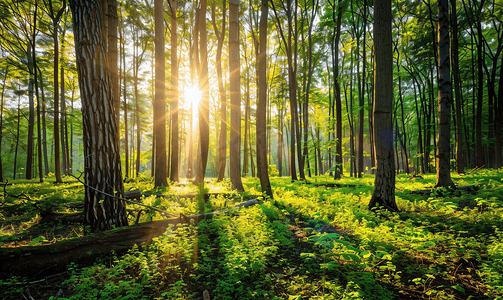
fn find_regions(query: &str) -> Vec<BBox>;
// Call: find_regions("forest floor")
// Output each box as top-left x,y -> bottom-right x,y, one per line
1,170 -> 502,300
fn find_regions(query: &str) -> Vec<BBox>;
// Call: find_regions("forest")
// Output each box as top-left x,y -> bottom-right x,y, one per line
0,0 -> 502,299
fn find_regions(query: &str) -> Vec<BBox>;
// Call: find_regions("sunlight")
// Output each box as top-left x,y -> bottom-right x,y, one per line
182,84 -> 202,111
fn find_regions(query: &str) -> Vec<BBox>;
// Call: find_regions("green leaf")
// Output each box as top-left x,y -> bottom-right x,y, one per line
300,253 -> 316,258
424,241 -> 436,247
347,253 -> 361,262
451,285 -> 465,293
360,251 -> 371,258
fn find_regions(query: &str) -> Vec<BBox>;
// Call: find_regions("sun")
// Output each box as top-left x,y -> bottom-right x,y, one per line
182,85 -> 202,110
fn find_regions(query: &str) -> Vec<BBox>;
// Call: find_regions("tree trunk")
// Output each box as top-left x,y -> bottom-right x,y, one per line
33,31 -> 44,182
228,0 -> 244,190
53,29 -> 62,183
14,93 -> 21,179
26,44 -> 35,180
38,73 -> 50,176
195,0 -> 211,185
154,0 -> 167,186
434,0 -> 455,187
61,59 -> 69,175
257,0 -> 272,198
495,52 -> 503,168
107,0 -> 120,131
170,0 -> 179,182
368,0 -> 398,211
0,68 -> 7,182
69,0 -> 127,233
212,1 -> 227,182
332,0 -> 343,179
243,69 -> 250,177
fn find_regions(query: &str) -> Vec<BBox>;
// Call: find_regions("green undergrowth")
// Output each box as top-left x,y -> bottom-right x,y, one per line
1,169 -> 502,299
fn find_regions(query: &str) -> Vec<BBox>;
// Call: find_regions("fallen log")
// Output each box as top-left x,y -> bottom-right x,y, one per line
0,199 -> 260,280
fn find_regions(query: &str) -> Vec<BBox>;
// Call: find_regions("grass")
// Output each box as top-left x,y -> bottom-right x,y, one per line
0,169 -> 502,299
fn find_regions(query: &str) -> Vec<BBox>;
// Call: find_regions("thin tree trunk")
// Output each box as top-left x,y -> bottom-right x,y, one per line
195,0 -> 211,185
257,0 -> 272,197
435,0 -> 455,187
53,29 -> 62,183
228,0 -> 244,190
154,0 -> 167,186
14,93 -> 21,180
212,1 -> 227,182
26,43 -> 35,180
0,67 -> 7,182
169,0 -> 179,182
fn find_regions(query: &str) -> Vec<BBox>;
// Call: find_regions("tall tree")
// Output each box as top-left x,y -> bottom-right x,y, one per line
0,63 -> 7,182
228,0 -> 244,190
69,0 -> 127,233
257,0 -> 272,198
153,0 -> 167,186
368,0 -> 398,211
169,0 -> 179,182
212,1 -> 227,182
435,0 -> 455,187
450,0 -> 464,174
44,0 -> 66,183
195,0 -> 210,185
330,0 -> 343,179
271,0 -> 301,181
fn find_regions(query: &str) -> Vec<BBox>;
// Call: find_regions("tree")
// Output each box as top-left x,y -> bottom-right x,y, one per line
0,61 -> 7,182
450,0 -> 464,174
69,0 -> 127,233
434,0 -> 454,188
153,0 -> 167,187
271,0 -> 302,181
43,0 -> 67,183
169,0 -> 179,182
228,0 -> 244,191
257,0 -> 272,198
211,1 -> 227,182
368,0 -> 398,211
195,0 -> 211,185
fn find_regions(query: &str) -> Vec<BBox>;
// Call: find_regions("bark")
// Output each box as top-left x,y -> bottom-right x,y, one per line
170,0 -> 179,182
435,0 -> 455,188
257,0 -> 272,198
228,0 -> 244,190
69,0 -> 127,233
154,0 -> 167,186
368,0 -> 398,211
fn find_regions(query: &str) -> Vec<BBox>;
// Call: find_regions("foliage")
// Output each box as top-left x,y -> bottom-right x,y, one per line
1,170 -> 503,299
